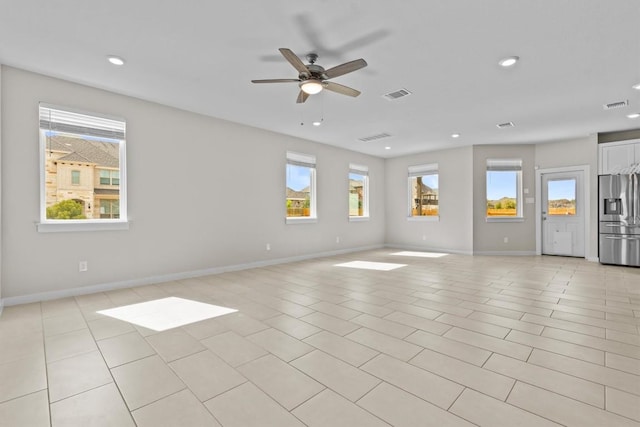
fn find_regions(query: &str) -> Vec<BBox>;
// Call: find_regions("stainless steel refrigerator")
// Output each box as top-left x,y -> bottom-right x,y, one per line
599,174 -> 640,266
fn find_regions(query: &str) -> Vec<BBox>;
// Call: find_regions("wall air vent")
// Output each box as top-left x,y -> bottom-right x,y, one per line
603,100 -> 629,110
496,122 -> 515,129
358,133 -> 391,142
383,88 -> 412,100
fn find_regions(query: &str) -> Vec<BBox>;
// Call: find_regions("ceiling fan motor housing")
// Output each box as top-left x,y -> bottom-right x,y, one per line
300,63 -> 327,81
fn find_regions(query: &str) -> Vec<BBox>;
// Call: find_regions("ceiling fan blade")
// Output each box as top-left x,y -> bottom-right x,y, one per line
251,79 -> 300,83
279,48 -> 309,75
323,82 -> 361,97
296,90 -> 310,103
324,58 -> 368,79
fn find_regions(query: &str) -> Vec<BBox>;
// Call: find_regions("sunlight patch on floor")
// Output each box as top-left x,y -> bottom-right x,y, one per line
333,260 -> 407,271
97,297 -> 237,331
390,251 -> 449,258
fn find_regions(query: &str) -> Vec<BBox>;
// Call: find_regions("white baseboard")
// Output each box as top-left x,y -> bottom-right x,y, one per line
586,256 -> 600,263
384,243 -> 473,256
1,244 -> 384,307
473,250 -> 537,256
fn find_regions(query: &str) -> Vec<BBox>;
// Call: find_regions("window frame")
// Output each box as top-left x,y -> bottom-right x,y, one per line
485,158 -> 523,222
37,103 -> 129,232
285,151 -> 317,224
71,170 -> 81,185
407,163 -> 439,222
348,163 -> 369,221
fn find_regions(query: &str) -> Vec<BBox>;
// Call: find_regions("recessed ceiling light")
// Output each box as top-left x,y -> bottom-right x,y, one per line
633,83 -> 640,90
385,146 -> 391,150
107,55 -> 125,66
451,133 -> 460,138
627,113 -> 640,119
498,56 -> 519,67
312,121 -> 322,126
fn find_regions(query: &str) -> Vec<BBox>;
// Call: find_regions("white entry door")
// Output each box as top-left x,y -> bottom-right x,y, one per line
541,170 -> 585,257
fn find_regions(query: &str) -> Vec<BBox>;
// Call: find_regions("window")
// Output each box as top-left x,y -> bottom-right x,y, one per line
286,151 -> 316,223
71,170 -> 81,185
486,159 -> 522,219
408,164 -> 439,220
99,199 -> 120,219
349,164 -> 369,219
39,104 -> 127,231
99,169 -> 119,186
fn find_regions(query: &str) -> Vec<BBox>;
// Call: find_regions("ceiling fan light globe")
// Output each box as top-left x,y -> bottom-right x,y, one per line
301,80 -> 324,95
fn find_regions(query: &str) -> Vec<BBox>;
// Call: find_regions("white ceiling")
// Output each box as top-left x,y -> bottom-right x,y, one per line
1,0 -> 639,158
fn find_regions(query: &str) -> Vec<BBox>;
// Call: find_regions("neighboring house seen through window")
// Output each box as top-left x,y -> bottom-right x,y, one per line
408,163 -> 439,219
349,164 -> 369,219
39,104 -> 126,227
286,151 -> 316,223
486,158 -> 523,219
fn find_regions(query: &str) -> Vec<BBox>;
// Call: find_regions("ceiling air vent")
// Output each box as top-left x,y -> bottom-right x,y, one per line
603,100 -> 629,110
358,132 -> 391,142
496,121 -> 515,129
383,88 -> 412,100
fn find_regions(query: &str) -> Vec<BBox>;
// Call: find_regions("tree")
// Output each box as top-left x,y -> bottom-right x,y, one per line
46,199 -> 86,219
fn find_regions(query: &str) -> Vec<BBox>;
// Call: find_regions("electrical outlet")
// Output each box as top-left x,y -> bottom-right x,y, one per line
266,243 -> 271,251
503,237 -> 509,243
79,261 -> 88,272
422,235 -> 427,241
336,236 -> 340,243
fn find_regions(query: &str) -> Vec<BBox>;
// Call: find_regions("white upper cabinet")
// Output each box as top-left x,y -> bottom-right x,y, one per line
599,139 -> 640,174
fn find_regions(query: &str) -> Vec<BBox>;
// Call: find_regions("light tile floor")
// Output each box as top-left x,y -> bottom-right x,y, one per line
1,249 -> 640,426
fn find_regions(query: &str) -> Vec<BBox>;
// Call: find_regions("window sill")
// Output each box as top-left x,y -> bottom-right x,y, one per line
285,217 -> 317,225
349,216 -> 370,222
37,220 -> 130,233
407,216 -> 439,222
485,217 -> 524,223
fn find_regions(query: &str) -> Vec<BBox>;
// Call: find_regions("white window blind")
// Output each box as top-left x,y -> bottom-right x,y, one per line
286,151 -> 316,168
39,104 -> 125,141
349,163 -> 369,176
408,163 -> 438,177
486,159 -> 522,171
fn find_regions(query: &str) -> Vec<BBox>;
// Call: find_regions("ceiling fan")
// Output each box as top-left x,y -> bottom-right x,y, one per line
251,48 -> 367,103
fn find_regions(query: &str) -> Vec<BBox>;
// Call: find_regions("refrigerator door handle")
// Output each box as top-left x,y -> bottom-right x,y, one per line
604,236 -> 640,240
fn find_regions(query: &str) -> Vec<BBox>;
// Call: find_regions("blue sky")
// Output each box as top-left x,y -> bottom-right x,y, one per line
421,175 -> 438,189
486,171 -> 516,200
547,179 -> 576,200
286,165 -> 310,191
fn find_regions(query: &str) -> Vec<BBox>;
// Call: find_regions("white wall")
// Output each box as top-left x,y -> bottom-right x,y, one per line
0,66 -> 609,304
0,65 -> 3,314
385,146 -> 474,254
535,135 -> 598,260
1,66 -> 385,301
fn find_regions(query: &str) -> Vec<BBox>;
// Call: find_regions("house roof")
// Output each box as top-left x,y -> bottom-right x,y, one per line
47,135 -> 119,168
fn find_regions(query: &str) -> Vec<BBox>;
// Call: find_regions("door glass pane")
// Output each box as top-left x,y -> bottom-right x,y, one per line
547,179 -> 576,215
